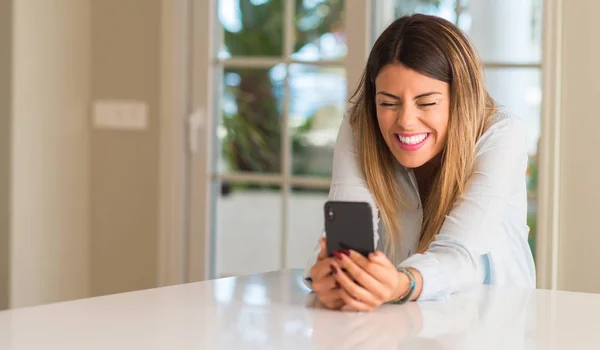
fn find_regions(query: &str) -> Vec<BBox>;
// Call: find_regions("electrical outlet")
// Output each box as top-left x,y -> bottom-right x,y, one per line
93,100 -> 148,130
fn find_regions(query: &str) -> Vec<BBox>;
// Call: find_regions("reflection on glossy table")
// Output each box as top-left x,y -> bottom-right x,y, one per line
1,269 -> 599,349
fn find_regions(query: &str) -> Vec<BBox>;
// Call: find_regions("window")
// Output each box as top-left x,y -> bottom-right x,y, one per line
212,0 -> 352,277
376,0 -> 543,259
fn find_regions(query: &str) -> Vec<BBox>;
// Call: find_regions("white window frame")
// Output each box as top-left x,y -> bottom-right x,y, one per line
537,0 -> 562,290
159,0 -> 191,286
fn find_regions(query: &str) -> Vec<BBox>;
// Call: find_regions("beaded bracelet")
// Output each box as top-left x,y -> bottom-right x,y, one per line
389,267 -> 417,305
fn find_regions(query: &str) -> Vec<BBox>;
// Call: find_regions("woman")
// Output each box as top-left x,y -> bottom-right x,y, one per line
303,14 -> 536,311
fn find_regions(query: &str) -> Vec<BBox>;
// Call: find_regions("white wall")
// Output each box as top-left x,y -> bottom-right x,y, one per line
557,0 -> 600,294
10,0 -> 91,308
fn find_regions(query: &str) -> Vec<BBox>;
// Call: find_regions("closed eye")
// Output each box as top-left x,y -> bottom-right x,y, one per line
418,102 -> 437,107
379,102 -> 398,107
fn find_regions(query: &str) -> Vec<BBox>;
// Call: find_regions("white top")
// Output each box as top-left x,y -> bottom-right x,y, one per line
0,269 -> 599,350
303,111 -> 536,300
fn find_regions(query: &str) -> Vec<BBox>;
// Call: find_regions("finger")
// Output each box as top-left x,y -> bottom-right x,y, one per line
368,251 -> 395,268
332,264 -> 381,308
319,288 -> 343,304
338,287 -> 375,312
334,251 -> 384,294
317,238 -> 327,261
310,258 -> 334,281
312,274 -> 339,293
322,298 -> 345,310
317,287 -> 345,309
345,250 -> 391,285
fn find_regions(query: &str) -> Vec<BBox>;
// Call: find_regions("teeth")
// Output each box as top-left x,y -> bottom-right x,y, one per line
397,133 -> 427,145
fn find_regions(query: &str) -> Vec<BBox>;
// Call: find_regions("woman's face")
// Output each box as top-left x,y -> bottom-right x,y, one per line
375,63 -> 450,169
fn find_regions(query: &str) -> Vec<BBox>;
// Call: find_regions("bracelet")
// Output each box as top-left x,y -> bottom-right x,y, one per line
389,267 -> 417,305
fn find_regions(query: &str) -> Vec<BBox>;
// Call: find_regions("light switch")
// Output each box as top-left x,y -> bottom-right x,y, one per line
93,100 -> 148,130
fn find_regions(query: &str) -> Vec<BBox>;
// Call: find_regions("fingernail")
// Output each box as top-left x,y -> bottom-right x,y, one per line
331,265 -> 338,274
342,249 -> 350,256
333,251 -> 343,261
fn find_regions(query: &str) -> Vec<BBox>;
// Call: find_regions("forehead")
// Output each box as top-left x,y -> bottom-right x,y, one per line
375,63 -> 448,94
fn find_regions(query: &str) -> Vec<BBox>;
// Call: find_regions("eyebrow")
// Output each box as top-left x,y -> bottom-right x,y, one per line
376,91 -> 442,100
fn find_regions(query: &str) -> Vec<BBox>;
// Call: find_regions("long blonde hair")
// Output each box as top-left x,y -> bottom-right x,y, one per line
349,14 -> 498,255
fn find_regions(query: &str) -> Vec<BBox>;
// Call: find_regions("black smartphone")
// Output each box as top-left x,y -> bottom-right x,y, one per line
324,201 -> 375,257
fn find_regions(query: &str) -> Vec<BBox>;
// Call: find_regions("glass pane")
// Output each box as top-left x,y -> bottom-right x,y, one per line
461,0 -> 543,63
214,181 -> 282,277
286,186 -> 329,268
394,0 -> 458,23
484,67 -> 541,257
218,66 -> 285,174
485,68 -> 541,154
289,64 -> 346,177
292,0 -> 346,61
218,0 -> 284,58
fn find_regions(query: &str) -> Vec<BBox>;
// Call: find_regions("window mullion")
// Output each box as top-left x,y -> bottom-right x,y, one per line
280,0 -> 295,270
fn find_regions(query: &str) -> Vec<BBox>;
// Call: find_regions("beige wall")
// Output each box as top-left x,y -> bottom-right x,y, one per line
0,0 -> 12,310
0,0 -> 163,308
10,0 -> 91,308
557,1 -> 600,293
90,0 -> 161,297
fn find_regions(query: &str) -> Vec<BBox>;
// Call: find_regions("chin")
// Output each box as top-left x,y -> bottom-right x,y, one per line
386,137 -> 440,169
396,157 -> 428,169
392,149 -> 440,169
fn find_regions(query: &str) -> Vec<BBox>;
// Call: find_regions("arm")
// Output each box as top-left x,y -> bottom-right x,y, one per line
399,115 -> 529,301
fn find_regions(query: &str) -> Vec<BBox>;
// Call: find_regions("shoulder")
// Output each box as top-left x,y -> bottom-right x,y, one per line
335,108 -> 355,147
334,107 -> 359,152
475,110 -> 528,155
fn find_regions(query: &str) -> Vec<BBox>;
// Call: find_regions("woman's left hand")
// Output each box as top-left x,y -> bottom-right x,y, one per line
330,250 -> 409,311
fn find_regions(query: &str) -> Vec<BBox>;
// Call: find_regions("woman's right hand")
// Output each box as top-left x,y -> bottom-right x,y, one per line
310,238 -> 345,310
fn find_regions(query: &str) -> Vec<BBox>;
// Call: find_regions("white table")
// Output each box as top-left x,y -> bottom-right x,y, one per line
1,269 -> 599,349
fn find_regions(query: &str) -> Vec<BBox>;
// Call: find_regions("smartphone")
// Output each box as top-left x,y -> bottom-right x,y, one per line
324,201 -> 375,257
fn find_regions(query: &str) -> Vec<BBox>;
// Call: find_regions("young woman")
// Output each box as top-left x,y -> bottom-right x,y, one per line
303,14 -> 536,311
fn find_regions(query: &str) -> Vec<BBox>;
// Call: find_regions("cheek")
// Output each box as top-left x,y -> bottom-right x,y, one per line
426,111 -> 449,141
437,118 -> 449,142
376,108 -> 396,132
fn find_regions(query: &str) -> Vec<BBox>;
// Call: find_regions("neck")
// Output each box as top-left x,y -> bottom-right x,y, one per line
413,153 -> 443,205
414,153 -> 442,182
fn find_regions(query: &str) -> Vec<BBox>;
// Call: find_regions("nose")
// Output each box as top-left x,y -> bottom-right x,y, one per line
395,104 -> 419,129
